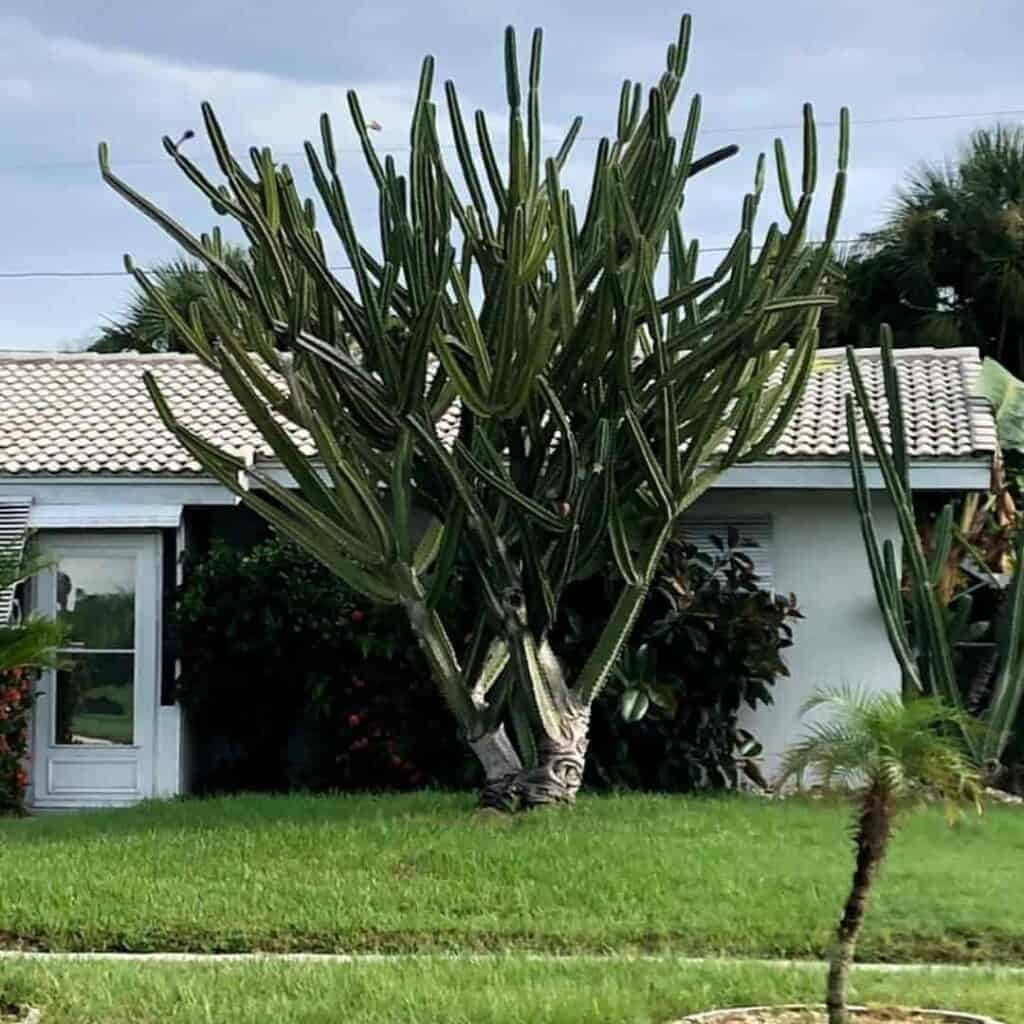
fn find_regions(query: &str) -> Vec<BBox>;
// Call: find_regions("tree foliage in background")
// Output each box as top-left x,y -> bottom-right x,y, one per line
90,246 -> 249,353
102,15 -> 848,809
838,124 -> 1024,377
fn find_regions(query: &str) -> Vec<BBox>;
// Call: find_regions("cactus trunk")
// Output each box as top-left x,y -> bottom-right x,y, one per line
480,700 -> 591,811
468,725 -> 523,790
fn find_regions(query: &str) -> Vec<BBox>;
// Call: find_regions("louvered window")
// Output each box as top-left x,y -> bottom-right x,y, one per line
0,498 -> 32,625
677,514 -> 774,589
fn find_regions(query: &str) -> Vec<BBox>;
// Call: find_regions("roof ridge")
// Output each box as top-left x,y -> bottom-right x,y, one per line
816,345 -> 982,359
0,345 -> 983,363
0,351 -> 200,363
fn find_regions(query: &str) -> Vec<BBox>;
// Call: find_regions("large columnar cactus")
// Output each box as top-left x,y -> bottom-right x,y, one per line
846,332 -> 1024,777
101,16 -> 849,809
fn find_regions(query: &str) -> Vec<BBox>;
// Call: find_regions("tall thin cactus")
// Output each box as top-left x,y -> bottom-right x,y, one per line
846,331 -> 1024,776
101,15 -> 849,809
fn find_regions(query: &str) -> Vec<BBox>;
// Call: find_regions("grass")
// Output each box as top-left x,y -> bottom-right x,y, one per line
1,957 -> 1020,1023
1,792 -> 1022,964
65,712 -> 133,745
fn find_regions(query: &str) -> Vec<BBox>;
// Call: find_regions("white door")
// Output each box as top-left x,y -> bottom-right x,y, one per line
30,532 -> 161,809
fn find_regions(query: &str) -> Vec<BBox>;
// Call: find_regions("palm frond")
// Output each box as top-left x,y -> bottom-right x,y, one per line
780,686 -> 982,811
0,548 -> 65,674
0,617 -> 65,675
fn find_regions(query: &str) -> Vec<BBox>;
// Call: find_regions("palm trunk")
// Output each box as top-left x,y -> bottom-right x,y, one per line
826,785 -> 892,1024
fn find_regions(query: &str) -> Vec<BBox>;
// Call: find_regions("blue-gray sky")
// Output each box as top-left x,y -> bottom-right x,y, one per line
0,0 -> 1020,349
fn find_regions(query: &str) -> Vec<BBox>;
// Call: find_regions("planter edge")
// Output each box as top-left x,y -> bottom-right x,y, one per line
7,1010 -> 40,1024
675,1005 -> 1003,1024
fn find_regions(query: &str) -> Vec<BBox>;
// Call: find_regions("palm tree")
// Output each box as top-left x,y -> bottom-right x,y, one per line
91,245 -> 250,353
780,689 -> 982,1024
839,124 -> 1024,376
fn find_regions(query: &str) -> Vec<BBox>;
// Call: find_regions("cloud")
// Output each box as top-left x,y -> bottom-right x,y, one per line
0,1 -> 1023,349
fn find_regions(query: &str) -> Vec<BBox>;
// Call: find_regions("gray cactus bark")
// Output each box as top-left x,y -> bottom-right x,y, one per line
469,724 -> 523,787
479,701 -> 591,811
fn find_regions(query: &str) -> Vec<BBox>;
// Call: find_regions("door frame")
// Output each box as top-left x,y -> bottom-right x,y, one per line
30,531 -> 162,809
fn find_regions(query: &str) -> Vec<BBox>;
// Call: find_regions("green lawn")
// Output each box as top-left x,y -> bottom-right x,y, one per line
2,793 -> 1021,963
1,958 -> 1020,1023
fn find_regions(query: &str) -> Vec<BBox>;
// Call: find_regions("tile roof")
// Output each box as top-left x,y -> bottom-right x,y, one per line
782,346 -> 997,461
0,346 -> 996,477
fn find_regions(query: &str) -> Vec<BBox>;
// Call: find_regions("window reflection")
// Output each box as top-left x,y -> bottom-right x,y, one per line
54,653 -> 134,746
57,557 -> 135,650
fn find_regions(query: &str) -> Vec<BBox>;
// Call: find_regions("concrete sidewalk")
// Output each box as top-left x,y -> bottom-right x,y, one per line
1,950 -> 1021,974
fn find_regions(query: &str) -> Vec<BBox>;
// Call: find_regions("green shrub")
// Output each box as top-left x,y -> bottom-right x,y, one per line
173,539 -> 475,793
173,530 -> 796,794
563,529 -> 800,791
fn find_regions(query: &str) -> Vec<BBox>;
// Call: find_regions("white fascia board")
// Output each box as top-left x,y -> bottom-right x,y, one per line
30,503 -> 184,529
0,477 -> 236,507
716,460 -> 991,491
0,458 -> 993,508
251,459 -> 992,492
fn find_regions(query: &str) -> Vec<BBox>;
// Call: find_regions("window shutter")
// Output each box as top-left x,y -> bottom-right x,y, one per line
677,514 -> 774,589
0,498 -> 33,626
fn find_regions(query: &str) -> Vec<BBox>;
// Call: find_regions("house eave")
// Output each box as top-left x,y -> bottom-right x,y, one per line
0,455 -> 993,516
716,458 -> 992,491
0,477 -> 234,511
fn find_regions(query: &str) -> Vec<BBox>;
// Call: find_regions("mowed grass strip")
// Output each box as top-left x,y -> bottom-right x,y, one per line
2,958 -> 1021,1024
1,793 -> 1022,961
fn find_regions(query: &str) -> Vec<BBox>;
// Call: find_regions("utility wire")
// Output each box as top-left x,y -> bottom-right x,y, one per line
0,238 -> 864,280
1,104 -> 1014,280
2,106 -> 1023,175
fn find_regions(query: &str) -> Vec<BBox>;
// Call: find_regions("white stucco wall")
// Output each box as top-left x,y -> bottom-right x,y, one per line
155,706 -> 184,798
685,488 -> 901,781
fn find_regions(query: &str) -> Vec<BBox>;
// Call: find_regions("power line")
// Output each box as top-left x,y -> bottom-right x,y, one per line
0,239 -> 864,280
3,106 -> 1023,175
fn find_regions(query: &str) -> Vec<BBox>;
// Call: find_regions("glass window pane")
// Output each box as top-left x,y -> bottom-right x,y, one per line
57,556 -> 135,650
54,652 -> 134,746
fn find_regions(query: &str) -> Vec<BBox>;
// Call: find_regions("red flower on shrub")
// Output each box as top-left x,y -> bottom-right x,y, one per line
350,609 -> 366,624
0,666 -> 34,815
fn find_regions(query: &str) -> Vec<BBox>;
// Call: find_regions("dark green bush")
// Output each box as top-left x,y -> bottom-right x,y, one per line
173,539 -> 475,793
174,529 -> 796,794
561,528 -> 800,791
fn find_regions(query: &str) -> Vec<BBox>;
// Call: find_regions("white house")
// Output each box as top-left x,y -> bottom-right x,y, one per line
0,345 -> 997,809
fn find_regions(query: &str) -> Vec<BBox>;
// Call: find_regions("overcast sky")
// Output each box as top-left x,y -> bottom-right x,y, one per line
0,0 -> 1020,350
